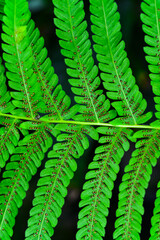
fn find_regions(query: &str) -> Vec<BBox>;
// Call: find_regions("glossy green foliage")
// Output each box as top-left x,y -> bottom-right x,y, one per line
114,129 -> 160,240
0,0 -> 160,240
77,127 -> 133,239
90,0 -> 152,125
25,124 -> 98,239
141,0 -> 160,120
53,0 -> 116,123
0,127 -> 55,240
0,0 -> 4,21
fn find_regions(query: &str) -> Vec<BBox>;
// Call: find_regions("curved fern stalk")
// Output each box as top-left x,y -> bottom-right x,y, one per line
0,125 -> 58,240
89,0 -> 152,125
52,0 -> 116,123
149,180 -> 160,240
113,129 -> 160,240
25,124 -> 99,240
141,0 -> 160,122
2,0 -> 45,119
76,127 -> 133,240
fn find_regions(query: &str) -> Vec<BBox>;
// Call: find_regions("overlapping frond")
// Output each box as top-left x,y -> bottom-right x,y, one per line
0,57 -> 14,115
0,117 -> 20,170
27,18 -> 76,121
149,180 -> 160,240
141,0 -> 160,120
113,129 -> 160,240
0,125 -> 58,240
0,57 -> 19,170
76,127 -> 133,240
2,0 -> 79,122
2,0 -> 43,118
52,0 -> 116,123
89,0 -> 151,125
25,124 -> 98,240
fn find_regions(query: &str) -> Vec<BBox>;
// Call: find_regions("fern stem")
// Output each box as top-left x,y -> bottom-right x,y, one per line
0,112 -> 159,130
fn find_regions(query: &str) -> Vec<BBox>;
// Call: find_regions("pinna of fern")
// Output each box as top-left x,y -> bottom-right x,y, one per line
76,127 -> 134,240
0,57 -> 18,170
141,0 -> 160,123
89,0 -> 152,125
141,0 -> 160,239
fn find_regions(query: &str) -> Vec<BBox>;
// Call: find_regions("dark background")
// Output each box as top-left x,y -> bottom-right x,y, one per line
2,0 -> 159,239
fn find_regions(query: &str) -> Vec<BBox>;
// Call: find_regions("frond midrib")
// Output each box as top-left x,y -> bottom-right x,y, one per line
36,126 -> 82,239
14,0 -> 34,119
29,37 -> 63,120
122,130 -> 158,237
87,128 -> 122,239
101,0 -> 137,124
0,118 -> 17,150
66,0 -> 100,123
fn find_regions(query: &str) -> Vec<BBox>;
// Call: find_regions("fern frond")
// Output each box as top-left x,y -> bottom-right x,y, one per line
89,0 -> 152,125
2,0 -> 45,119
0,57 -> 14,115
25,124 -> 98,240
113,129 -> 160,240
0,117 -> 20,170
0,56 -> 19,170
76,127 -> 133,240
52,0 -> 116,123
141,0 -> 160,120
149,181 -> 160,240
0,126 -> 57,240
27,18 -> 74,120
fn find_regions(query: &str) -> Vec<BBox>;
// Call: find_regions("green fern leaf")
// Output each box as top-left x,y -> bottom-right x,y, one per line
25,124 -> 98,240
2,0 -> 44,119
0,0 -> 159,239
0,57 -> 14,115
27,18 -> 73,120
141,0 -> 160,120
0,126 -> 57,240
0,117 -> 20,170
52,0 -> 116,123
0,0 -> 4,21
149,180 -> 160,240
113,129 -> 160,240
76,127 -> 133,240
89,0 -> 152,125
0,56 -> 19,170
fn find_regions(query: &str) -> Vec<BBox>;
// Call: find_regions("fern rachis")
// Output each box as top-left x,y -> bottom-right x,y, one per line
0,0 -> 160,240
